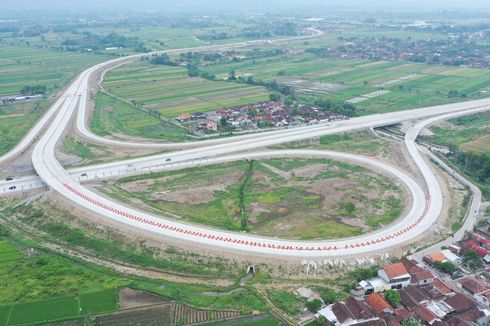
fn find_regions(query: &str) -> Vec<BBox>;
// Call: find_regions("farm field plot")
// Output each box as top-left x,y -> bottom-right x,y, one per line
0,45 -> 110,96
462,134 -> 490,153
0,101 -> 47,156
200,53 -> 370,81
425,111 -> 490,198
100,158 -> 405,239
426,111 -> 490,151
201,53 -> 490,114
80,288 -> 118,315
8,296 -> 80,325
102,61 -> 270,118
91,92 -> 191,141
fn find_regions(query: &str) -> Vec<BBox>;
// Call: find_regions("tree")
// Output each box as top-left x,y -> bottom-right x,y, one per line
385,290 -> 401,307
434,261 -> 456,274
320,287 -> 337,304
228,69 -> 236,80
186,64 -> 200,77
401,318 -> 421,326
306,299 -> 323,312
269,93 -> 281,101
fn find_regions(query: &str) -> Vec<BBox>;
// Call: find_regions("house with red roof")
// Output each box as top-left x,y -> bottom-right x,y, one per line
401,258 -> 434,286
378,263 -> 411,289
366,293 -> 393,316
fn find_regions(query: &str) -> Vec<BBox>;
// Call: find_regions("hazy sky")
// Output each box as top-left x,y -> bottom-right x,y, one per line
3,0 -> 490,12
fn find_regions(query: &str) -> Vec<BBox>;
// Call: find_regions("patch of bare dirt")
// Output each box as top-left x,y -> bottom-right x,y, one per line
119,288 -> 168,309
152,186 -> 221,204
290,163 -> 326,179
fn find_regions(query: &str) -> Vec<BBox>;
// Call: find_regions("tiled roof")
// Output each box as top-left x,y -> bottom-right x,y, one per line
332,302 -> 355,323
383,263 -> 409,279
400,289 -> 418,311
351,319 -> 387,326
458,277 -> 488,294
366,293 -> 392,315
444,316 -> 473,326
345,296 -> 373,320
404,285 -> 430,304
459,307 -> 485,323
428,252 -> 446,262
393,307 -> 410,320
401,258 -> 433,282
414,306 -> 438,324
432,278 -> 453,295
445,294 -> 476,313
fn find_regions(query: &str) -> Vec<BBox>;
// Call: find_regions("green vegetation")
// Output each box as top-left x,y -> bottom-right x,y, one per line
385,290 -> 401,307
63,137 -> 95,160
15,205 -> 227,276
402,318 -> 422,326
8,296 -> 80,325
434,261 -> 456,274
200,314 -> 281,326
267,290 -> 302,315
102,157 -> 404,240
102,61 -> 270,118
426,111 -> 490,198
200,52 -> 490,115
0,101 -> 46,156
318,131 -> 386,154
91,92 -> 191,141
80,288 -> 118,315
305,299 -> 323,312
320,287 -> 338,305
0,45 -> 110,96
463,249 -> 483,270
0,226 -> 267,324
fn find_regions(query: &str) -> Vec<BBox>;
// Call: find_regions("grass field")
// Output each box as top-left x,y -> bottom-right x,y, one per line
0,45 -> 110,156
101,157 -> 403,239
0,45 -> 110,96
80,288 -> 118,315
266,290 -> 302,315
200,52 -> 490,115
0,232 -> 266,324
102,61 -> 270,118
0,101 -> 48,156
91,92 -> 191,141
201,314 -> 281,326
427,111 -> 490,150
8,296 -> 80,325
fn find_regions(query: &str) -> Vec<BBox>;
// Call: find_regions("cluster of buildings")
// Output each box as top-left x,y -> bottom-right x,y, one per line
317,256 -> 490,326
175,101 -> 344,134
323,37 -> 490,68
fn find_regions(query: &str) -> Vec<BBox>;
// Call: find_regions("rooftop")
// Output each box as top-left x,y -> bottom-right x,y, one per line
427,252 -> 446,263
445,294 -> 476,313
383,263 -> 409,279
458,277 -> 489,294
432,278 -> 454,295
414,306 -> 439,325
366,293 -> 392,316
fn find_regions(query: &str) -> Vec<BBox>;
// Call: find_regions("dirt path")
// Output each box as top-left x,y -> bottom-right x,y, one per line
260,162 -> 291,179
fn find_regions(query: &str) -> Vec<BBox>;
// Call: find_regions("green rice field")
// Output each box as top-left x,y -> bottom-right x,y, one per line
102,60 -> 270,118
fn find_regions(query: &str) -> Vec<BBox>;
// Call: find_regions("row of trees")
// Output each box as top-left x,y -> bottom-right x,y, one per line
20,85 -> 47,95
61,32 -> 148,52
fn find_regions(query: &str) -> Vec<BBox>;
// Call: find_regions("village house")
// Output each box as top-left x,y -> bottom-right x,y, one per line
378,263 -> 412,290
401,258 -> 434,286
366,293 -> 393,316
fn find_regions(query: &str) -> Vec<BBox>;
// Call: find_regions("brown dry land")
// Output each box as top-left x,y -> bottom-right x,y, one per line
98,157 -> 406,240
